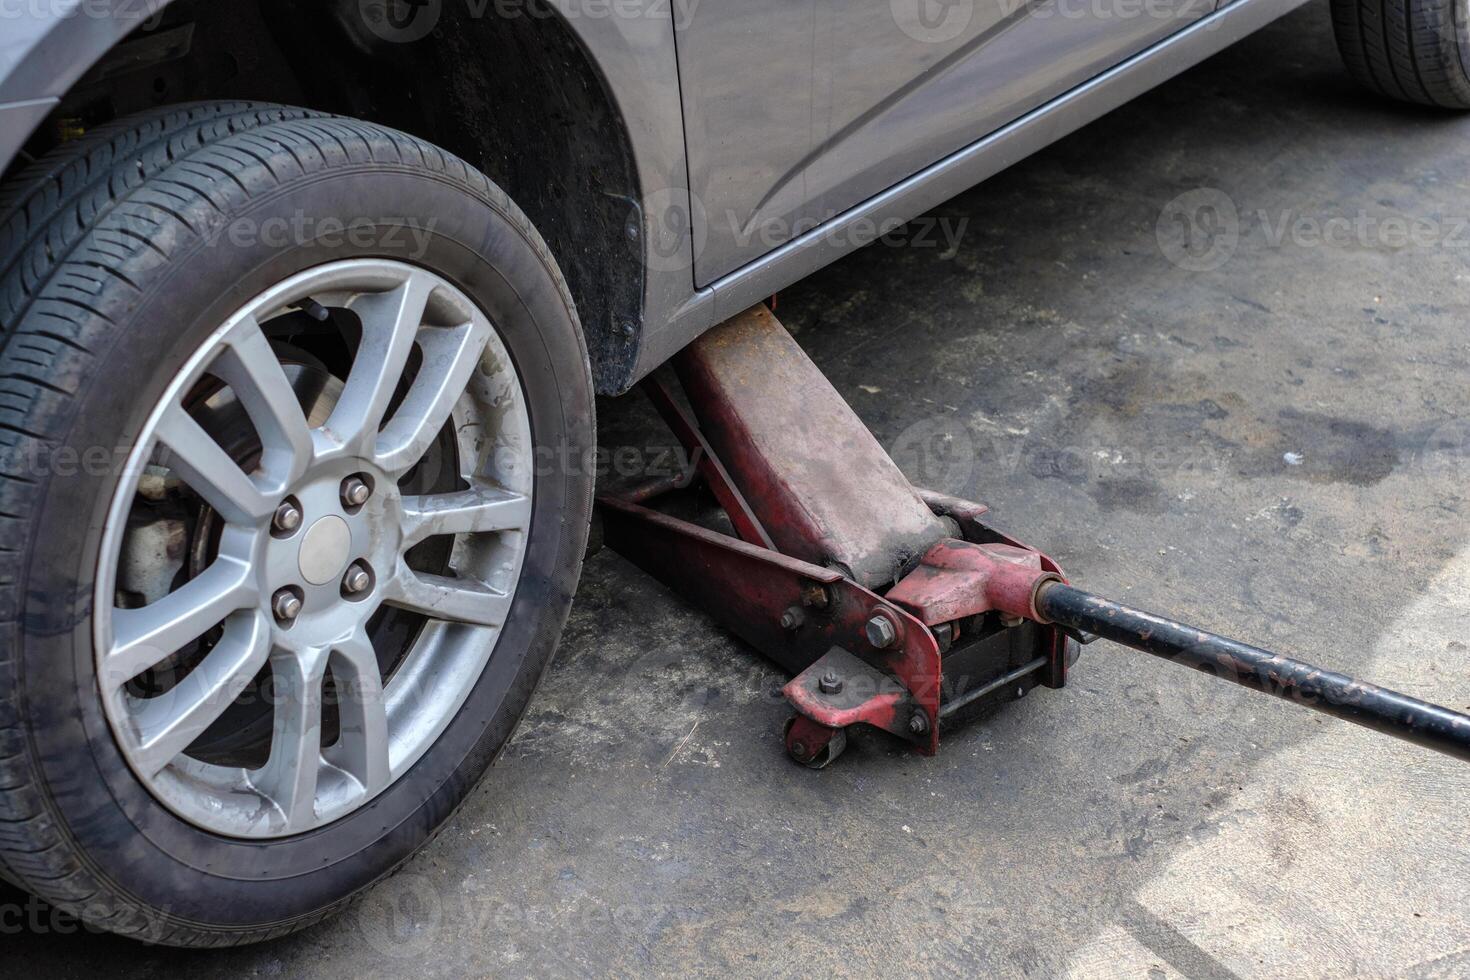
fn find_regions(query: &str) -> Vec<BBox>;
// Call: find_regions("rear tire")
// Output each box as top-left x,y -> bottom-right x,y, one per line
0,102 -> 594,945
1331,0 -> 1470,108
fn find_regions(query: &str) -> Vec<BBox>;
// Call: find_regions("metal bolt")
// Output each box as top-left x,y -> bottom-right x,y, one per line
818,671 -> 844,695
908,711 -> 929,736
780,606 -> 805,631
342,562 -> 372,595
865,613 -> 897,650
272,588 -> 302,623
272,499 -> 302,533
341,475 -> 371,508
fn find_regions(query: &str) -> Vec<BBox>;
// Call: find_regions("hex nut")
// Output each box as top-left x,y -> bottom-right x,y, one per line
865,613 -> 898,650
272,588 -> 303,622
342,562 -> 372,595
341,475 -> 372,508
273,499 -> 303,533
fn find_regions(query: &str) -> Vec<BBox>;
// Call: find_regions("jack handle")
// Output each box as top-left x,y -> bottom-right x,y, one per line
1035,581 -> 1470,763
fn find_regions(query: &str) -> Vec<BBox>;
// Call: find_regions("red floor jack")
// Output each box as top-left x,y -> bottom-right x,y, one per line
598,306 -> 1470,768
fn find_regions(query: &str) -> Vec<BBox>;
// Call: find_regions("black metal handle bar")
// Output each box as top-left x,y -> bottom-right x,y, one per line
1035,582 -> 1470,763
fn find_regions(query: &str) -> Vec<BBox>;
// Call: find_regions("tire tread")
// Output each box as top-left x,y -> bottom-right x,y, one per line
1333,0 -> 1470,107
0,100 -> 588,947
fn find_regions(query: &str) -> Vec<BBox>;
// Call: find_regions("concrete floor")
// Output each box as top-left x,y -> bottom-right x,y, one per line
8,2 -> 1470,974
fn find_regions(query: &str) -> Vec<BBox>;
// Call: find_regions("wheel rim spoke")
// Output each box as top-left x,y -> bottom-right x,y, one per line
374,316 -> 493,475
127,612 -> 271,777
254,644 -> 330,831
399,486 -> 532,549
155,403 -> 276,524
211,315 -> 314,487
96,260 -> 535,839
382,566 -> 514,628
324,629 -> 391,796
106,556 -> 256,689
323,273 -> 435,455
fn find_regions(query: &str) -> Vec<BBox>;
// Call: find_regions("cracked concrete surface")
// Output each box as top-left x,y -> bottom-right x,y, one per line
7,2 -> 1470,975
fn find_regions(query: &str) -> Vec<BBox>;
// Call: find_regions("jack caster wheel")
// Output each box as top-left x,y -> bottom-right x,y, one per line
784,715 -> 848,769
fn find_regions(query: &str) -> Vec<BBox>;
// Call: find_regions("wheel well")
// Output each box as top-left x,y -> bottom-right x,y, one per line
20,0 -> 644,394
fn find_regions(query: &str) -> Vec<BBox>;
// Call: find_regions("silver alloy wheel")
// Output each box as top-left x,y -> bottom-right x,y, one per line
94,259 -> 534,839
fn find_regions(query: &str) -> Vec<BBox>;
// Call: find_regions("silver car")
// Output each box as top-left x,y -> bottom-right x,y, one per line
0,0 -> 1461,946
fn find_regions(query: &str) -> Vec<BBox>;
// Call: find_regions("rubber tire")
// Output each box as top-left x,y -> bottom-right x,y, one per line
1332,0 -> 1470,108
0,102 -> 594,946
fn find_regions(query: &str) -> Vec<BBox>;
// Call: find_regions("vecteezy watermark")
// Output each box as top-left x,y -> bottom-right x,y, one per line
892,0 -> 1211,44
1157,187 -> 1470,272
891,0 -> 976,43
1416,417 -> 1470,482
7,425 -> 1235,495
993,0 -> 1216,24
358,0 -> 703,43
0,893 -> 84,936
1155,187 -> 1240,272
4,438 -> 704,498
207,213 -> 440,259
0,890 -> 181,940
728,211 -> 969,258
631,187 -> 970,273
76,207 -> 443,263
356,870 -> 447,957
883,411 -> 1236,500
889,415 -> 978,490
1253,209 -> 1470,251
0,0 -> 167,25
360,0 -> 442,42
639,186 -> 709,275
517,441 -> 704,481
355,871 -> 725,960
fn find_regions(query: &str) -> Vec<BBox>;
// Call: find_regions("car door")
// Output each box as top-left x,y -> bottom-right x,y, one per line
674,0 -> 821,286
804,0 -> 1213,224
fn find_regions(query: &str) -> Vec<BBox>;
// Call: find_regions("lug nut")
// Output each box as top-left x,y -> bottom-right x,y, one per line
272,499 -> 302,533
818,671 -> 843,695
272,588 -> 303,623
340,475 -> 371,508
865,612 -> 897,650
342,561 -> 372,595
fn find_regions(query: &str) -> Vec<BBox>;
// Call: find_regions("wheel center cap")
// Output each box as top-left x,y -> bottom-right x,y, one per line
298,515 -> 352,585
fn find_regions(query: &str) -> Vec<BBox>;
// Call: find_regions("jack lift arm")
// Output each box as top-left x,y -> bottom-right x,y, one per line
598,306 -> 1470,768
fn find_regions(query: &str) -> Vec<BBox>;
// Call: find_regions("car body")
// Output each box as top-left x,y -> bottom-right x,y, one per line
0,0 -> 1310,394
5,0 -> 1392,947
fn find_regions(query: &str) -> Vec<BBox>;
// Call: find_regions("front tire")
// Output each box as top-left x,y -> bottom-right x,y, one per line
1332,0 -> 1470,108
0,103 -> 594,945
